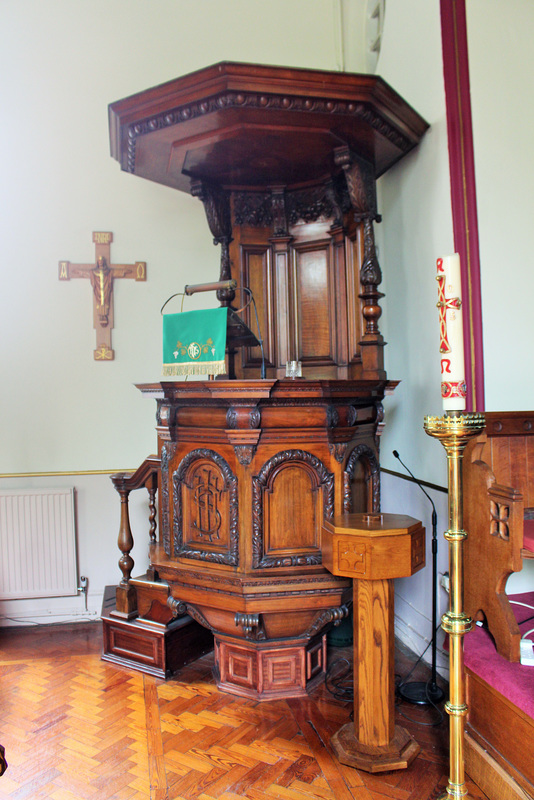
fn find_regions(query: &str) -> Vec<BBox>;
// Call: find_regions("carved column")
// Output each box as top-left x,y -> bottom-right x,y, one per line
335,147 -> 385,379
191,180 -> 235,306
270,187 -> 294,372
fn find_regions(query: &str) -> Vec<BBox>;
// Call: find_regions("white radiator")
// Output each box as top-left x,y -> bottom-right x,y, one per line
0,488 -> 78,600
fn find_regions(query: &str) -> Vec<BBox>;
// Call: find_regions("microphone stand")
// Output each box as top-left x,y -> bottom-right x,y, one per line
393,450 -> 445,705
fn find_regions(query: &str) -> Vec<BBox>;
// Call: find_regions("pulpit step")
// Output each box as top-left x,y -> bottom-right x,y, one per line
101,585 -> 213,679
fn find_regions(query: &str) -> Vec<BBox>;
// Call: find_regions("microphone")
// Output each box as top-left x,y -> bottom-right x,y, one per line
392,450 -> 437,530
184,279 -> 237,295
392,449 -> 444,705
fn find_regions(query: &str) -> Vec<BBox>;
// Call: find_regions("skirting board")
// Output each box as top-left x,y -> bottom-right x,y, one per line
465,734 -> 534,800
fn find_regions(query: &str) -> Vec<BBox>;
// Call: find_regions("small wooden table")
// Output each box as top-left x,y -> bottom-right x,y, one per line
322,512 -> 426,773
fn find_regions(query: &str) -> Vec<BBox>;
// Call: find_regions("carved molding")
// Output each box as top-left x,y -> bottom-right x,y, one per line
160,442 -> 177,556
234,612 -> 267,640
126,92 -> 412,176
234,445 -> 256,466
490,499 -> 510,540
234,192 -> 273,227
168,596 -> 215,632
326,406 -> 339,428
252,449 -> 334,569
329,442 -> 348,463
191,180 -> 234,304
271,187 -> 288,236
348,405 -> 359,426
166,569 -> 346,591
374,401 -> 385,445
302,604 -> 350,638
226,406 -> 261,429
335,146 -> 378,222
226,408 -> 238,429
343,444 -> 380,513
172,448 -> 239,566
233,177 -> 349,230
361,217 -> 382,287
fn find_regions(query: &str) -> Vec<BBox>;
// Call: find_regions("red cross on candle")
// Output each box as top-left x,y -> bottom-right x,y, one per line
436,256 -> 466,411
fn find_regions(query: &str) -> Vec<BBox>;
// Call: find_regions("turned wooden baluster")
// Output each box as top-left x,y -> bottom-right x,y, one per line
110,455 -> 160,619
112,475 -> 138,619
147,471 -> 158,544
146,470 -> 158,581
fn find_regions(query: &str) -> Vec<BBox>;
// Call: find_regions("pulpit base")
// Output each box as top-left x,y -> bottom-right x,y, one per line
214,632 -> 327,701
330,722 -> 420,773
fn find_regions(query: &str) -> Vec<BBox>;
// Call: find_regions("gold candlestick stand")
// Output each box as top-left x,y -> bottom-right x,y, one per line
424,412 -> 485,800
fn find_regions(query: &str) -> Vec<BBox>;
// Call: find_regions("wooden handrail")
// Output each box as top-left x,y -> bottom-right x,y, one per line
110,455 -> 160,619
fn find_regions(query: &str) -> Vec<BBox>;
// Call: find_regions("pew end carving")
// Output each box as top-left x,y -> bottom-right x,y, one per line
464,412 -> 534,661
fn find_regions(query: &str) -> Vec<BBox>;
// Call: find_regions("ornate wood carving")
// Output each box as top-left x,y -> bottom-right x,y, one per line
233,192 -> 274,227
374,401 -> 385,445
302,604 -> 350,638
173,449 -> 239,565
160,443 -> 176,556
252,450 -> 334,569
167,596 -> 215,632
124,90 -> 415,176
343,444 -> 380,513
234,445 -> 256,466
271,187 -> 289,237
191,180 -> 235,306
335,147 -> 378,222
234,178 -> 348,231
329,442 -> 348,463
226,406 -> 261,429
234,612 -> 267,640
348,405 -> 359,426
326,406 -> 339,428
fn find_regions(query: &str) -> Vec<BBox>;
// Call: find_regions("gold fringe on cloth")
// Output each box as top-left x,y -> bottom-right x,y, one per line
162,359 -> 226,377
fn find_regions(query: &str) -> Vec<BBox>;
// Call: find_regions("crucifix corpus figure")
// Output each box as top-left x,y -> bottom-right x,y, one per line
59,232 -> 146,360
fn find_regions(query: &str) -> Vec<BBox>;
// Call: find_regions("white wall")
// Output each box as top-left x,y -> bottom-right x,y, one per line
0,0 -> 354,623
467,0 -> 534,593
467,0 -> 534,411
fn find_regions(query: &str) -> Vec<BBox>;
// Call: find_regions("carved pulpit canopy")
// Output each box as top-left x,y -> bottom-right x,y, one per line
109,63 -> 428,381
108,61 -> 427,193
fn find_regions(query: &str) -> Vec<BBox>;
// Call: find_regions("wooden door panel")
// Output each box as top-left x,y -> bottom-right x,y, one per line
252,450 -> 334,569
264,464 -> 318,553
294,241 -> 335,365
240,244 -> 276,369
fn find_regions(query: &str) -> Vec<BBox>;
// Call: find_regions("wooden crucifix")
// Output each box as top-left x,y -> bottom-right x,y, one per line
59,232 -> 146,360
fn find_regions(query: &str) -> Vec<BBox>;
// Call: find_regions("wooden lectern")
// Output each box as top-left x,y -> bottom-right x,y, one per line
323,513 -> 425,772
103,63 -> 428,699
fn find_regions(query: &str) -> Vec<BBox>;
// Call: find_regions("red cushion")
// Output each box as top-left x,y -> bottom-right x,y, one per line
523,519 -> 534,552
464,591 -> 534,718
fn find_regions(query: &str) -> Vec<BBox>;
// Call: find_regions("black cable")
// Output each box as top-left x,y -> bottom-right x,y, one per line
324,658 -> 353,701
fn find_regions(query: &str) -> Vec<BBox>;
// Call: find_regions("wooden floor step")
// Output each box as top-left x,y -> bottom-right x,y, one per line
101,585 -> 213,679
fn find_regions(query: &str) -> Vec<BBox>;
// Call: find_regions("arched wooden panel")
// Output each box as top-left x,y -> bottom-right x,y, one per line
252,450 -> 334,569
173,449 -> 238,565
343,444 -> 380,513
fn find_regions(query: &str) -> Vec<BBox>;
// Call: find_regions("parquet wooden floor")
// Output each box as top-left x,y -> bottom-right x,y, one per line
0,622 -> 488,800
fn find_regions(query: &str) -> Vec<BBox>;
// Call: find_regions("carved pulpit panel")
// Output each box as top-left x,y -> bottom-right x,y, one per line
252,450 -> 334,569
173,450 -> 238,565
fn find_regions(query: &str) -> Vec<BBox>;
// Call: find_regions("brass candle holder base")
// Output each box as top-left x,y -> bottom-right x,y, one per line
424,412 -> 485,800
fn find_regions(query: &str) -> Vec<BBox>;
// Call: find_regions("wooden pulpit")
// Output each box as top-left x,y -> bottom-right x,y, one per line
103,63 -> 429,699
